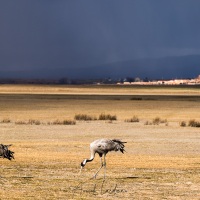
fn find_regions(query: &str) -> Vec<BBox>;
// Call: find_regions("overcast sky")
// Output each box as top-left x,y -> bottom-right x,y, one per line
0,0 -> 200,78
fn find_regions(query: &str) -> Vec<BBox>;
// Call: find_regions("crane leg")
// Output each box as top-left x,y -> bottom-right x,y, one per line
93,157 -> 103,179
103,155 -> 106,179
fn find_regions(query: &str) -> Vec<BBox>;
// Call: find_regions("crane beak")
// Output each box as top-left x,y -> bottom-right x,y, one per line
79,166 -> 83,175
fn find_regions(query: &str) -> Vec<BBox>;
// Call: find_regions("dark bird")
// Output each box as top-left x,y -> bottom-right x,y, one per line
0,144 -> 14,160
80,138 -> 126,179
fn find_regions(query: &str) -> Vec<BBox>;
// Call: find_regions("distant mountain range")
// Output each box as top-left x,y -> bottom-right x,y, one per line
0,55 -> 200,80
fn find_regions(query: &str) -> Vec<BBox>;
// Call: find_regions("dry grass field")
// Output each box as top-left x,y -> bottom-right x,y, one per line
0,84 -> 200,199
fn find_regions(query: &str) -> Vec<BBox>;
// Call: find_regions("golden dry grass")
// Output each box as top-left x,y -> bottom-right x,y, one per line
0,85 -> 200,199
0,84 -> 200,95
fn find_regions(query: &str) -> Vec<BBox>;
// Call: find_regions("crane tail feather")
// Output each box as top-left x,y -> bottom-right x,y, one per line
112,139 -> 127,154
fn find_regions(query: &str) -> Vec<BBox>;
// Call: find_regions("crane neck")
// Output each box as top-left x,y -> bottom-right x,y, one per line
86,150 -> 95,163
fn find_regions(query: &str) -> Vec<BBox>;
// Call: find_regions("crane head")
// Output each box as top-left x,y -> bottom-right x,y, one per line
79,159 -> 87,175
80,159 -> 87,168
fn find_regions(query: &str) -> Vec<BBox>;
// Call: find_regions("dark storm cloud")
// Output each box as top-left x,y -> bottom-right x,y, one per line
0,0 -> 200,78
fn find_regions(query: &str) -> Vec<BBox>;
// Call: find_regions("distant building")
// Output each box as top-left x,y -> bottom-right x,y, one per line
121,75 -> 200,85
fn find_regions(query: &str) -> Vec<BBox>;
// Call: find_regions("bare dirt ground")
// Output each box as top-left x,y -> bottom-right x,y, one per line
0,85 -> 200,199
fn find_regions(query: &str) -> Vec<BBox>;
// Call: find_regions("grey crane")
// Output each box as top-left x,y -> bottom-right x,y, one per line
80,138 -> 126,179
0,144 -> 14,160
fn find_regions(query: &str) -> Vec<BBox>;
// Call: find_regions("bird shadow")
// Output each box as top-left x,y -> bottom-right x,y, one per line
116,176 -> 151,180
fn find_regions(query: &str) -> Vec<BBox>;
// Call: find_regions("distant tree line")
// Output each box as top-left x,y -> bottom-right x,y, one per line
0,76 -> 150,85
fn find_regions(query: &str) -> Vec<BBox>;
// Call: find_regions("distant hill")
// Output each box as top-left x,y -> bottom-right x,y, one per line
0,55 -> 200,79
